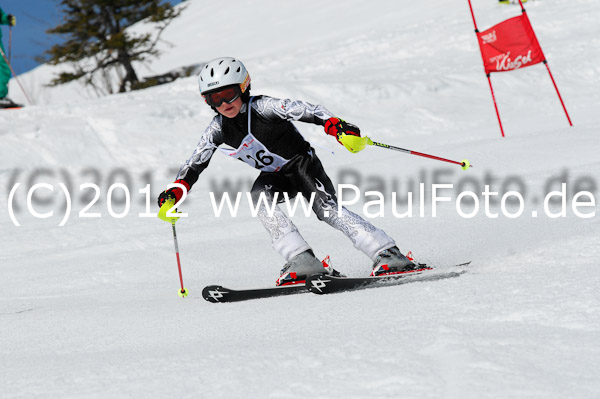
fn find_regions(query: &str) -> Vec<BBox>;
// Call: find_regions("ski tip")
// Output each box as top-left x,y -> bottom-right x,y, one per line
202,285 -> 229,303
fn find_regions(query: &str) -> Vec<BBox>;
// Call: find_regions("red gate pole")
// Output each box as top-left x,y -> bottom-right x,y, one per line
544,61 -> 572,126
517,0 -> 572,126
468,0 -> 506,137
467,0 -> 478,30
486,74 -> 505,137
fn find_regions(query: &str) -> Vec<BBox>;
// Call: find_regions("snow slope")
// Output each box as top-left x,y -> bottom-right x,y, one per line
1,0 -> 600,398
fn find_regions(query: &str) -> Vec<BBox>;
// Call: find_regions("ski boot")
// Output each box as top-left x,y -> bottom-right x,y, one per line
0,97 -> 23,109
276,250 -> 340,286
371,246 -> 422,276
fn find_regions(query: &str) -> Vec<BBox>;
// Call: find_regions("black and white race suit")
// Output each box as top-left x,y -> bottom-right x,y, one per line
176,95 -> 395,261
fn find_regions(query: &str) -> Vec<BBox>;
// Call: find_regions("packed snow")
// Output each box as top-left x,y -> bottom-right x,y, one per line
1,0 -> 599,398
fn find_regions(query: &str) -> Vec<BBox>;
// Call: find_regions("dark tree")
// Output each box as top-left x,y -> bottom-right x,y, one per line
45,0 -> 183,94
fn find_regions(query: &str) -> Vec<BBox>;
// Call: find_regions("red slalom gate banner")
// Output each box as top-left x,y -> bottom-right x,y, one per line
478,14 -> 545,74
467,0 -> 572,137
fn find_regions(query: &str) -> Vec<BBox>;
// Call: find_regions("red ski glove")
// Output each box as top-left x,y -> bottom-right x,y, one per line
324,117 -> 361,145
157,179 -> 190,208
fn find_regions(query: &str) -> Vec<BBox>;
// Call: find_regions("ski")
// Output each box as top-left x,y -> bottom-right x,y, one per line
306,262 -> 471,295
0,100 -> 23,109
202,262 -> 471,302
202,283 -> 308,303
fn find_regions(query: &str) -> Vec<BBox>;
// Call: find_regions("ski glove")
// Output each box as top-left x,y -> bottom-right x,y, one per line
325,117 -> 370,153
7,14 -> 15,27
157,179 -> 190,208
324,117 -> 360,142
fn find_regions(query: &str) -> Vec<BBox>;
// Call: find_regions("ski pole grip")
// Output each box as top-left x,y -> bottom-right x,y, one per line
158,198 -> 180,224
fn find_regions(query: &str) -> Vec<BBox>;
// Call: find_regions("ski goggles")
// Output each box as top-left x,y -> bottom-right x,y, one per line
203,85 -> 241,108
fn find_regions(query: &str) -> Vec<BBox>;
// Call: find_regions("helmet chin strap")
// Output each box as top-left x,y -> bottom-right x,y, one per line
240,84 -> 251,102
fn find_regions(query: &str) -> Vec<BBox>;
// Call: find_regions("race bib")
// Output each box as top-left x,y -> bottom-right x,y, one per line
219,96 -> 289,172
220,136 -> 288,172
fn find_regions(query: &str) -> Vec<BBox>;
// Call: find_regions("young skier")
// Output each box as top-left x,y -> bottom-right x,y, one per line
158,57 -> 417,285
0,7 -> 18,108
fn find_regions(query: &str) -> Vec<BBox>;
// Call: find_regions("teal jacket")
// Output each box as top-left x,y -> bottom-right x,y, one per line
0,6 -> 10,97
0,7 -> 11,39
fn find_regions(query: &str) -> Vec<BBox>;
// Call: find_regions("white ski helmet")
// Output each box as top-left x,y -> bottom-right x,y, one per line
198,57 -> 251,95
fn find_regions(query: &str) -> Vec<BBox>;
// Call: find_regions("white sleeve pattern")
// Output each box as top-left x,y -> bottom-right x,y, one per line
252,96 -> 334,125
176,116 -> 223,180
